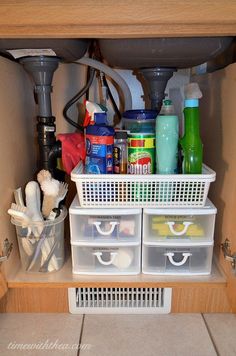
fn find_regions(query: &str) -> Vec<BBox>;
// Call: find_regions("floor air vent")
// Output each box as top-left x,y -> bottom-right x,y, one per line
68,287 -> 172,314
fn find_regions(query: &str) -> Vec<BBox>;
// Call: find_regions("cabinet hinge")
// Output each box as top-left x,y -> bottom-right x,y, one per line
0,239 -> 13,264
221,239 -> 236,271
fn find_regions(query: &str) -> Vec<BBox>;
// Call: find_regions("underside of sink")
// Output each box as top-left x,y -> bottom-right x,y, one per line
99,37 -> 233,69
0,39 -> 90,62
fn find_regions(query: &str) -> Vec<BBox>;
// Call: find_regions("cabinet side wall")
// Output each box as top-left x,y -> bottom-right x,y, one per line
0,57 -> 36,280
195,63 -> 236,312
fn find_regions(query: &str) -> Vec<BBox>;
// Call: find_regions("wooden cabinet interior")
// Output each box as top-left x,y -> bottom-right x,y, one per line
0,1 -> 235,312
196,63 -> 236,311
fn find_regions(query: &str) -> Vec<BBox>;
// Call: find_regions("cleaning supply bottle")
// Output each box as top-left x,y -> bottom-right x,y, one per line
113,130 -> 128,174
180,83 -> 203,174
85,113 -> 115,174
156,99 -> 179,174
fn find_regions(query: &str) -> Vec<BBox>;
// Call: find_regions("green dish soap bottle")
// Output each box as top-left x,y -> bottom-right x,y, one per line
180,83 -> 203,174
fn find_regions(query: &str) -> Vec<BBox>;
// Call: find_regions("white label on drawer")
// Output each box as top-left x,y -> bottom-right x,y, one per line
6,49 -> 57,59
93,247 -> 118,252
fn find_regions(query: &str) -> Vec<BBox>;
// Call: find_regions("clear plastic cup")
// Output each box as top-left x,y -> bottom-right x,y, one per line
12,207 -> 67,273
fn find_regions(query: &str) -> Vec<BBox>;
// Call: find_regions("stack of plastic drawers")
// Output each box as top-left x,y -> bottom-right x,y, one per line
142,199 -> 217,275
70,162 -> 216,276
70,196 -> 142,275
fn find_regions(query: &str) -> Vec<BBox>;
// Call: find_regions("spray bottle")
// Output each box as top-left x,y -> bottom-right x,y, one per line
180,83 -> 203,174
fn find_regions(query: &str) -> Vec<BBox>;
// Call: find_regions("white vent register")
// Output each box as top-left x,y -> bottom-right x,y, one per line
68,287 -> 172,314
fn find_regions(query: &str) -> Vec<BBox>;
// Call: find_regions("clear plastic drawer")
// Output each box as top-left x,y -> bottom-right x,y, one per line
71,242 -> 141,275
70,196 -> 142,243
142,242 -> 213,275
143,199 -> 216,244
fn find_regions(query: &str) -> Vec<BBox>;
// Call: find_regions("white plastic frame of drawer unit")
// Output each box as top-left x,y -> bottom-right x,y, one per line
142,241 -> 213,275
69,196 -> 142,243
143,198 -> 216,244
71,242 -> 141,275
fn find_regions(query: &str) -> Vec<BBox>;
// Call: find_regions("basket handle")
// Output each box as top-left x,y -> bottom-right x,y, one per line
93,251 -> 118,266
164,252 -> 192,266
165,221 -> 193,236
93,221 -> 119,236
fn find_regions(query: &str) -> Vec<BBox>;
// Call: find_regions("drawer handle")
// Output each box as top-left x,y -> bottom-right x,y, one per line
164,252 -> 192,266
166,221 -> 193,236
93,221 -> 119,236
93,252 -> 118,266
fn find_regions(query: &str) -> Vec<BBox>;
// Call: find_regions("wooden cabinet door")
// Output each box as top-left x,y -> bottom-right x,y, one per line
196,63 -> 236,312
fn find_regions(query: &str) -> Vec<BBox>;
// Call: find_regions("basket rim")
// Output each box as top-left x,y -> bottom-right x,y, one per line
71,163 -> 216,182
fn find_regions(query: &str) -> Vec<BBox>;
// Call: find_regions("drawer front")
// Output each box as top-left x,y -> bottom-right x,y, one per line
71,244 -> 141,275
142,244 -> 213,275
143,213 -> 216,243
70,213 -> 141,243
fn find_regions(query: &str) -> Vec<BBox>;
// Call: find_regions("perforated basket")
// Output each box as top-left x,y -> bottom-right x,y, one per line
71,163 -> 215,208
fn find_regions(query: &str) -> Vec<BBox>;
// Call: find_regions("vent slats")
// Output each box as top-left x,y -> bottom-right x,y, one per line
75,287 -> 164,309
69,287 -> 171,313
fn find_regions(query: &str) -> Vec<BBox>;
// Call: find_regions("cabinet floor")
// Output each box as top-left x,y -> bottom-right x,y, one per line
0,313 -> 235,356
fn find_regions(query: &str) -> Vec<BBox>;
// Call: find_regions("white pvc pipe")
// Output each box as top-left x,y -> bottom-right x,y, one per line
76,57 -> 132,111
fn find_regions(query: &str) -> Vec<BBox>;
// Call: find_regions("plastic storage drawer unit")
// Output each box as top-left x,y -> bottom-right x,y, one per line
71,242 -> 141,275
142,242 -> 213,275
143,199 -> 216,244
70,196 -> 142,243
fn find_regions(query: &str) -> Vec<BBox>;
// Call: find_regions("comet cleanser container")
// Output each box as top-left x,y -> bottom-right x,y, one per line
128,133 -> 156,174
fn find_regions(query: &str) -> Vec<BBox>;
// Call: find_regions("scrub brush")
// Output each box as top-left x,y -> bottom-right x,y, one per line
41,178 -> 60,218
37,169 -> 52,185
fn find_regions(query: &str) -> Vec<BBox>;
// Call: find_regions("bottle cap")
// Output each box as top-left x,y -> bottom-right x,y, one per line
184,99 -> 199,107
94,112 -> 108,125
123,110 -> 157,120
115,130 -> 128,139
163,99 -> 172,106
160,98 -> 175,115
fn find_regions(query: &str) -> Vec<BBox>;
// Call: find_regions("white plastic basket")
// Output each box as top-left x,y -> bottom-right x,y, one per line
71,162 -> 216,209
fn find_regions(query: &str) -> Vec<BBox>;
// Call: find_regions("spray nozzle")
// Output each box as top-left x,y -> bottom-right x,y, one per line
184,83 -> 203,108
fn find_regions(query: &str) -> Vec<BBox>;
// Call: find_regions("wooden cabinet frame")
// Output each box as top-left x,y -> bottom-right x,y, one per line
0,1 -> 235,313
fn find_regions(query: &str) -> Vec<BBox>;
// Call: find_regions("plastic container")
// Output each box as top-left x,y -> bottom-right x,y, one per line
69,196 -> 141,243
128,133 -> 155,174
71,242 -> 141,275
180,98 -> 203,174
85,124 -> 114,174
113,130 -> 128,174
12,207 -> 67,273
122,110 -> 157,133
71,162 -> 216,208
156,99 -> 179,174
143,198 -> 217,244
142,241 -> 213,275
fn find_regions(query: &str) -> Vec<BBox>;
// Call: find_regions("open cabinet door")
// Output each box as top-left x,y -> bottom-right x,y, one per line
196,63 -> 236,312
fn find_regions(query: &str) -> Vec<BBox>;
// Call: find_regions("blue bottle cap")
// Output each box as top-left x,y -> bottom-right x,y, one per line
123,110 -> 158,120
184,99 -> 199,107
94,112 -> 108,125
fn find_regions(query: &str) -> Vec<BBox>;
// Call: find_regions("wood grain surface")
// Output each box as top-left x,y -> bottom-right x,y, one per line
0,1 -> 235,38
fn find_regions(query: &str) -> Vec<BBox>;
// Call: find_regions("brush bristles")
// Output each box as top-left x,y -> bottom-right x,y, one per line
41,179 -> 59,197
37,170 -> 52,185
